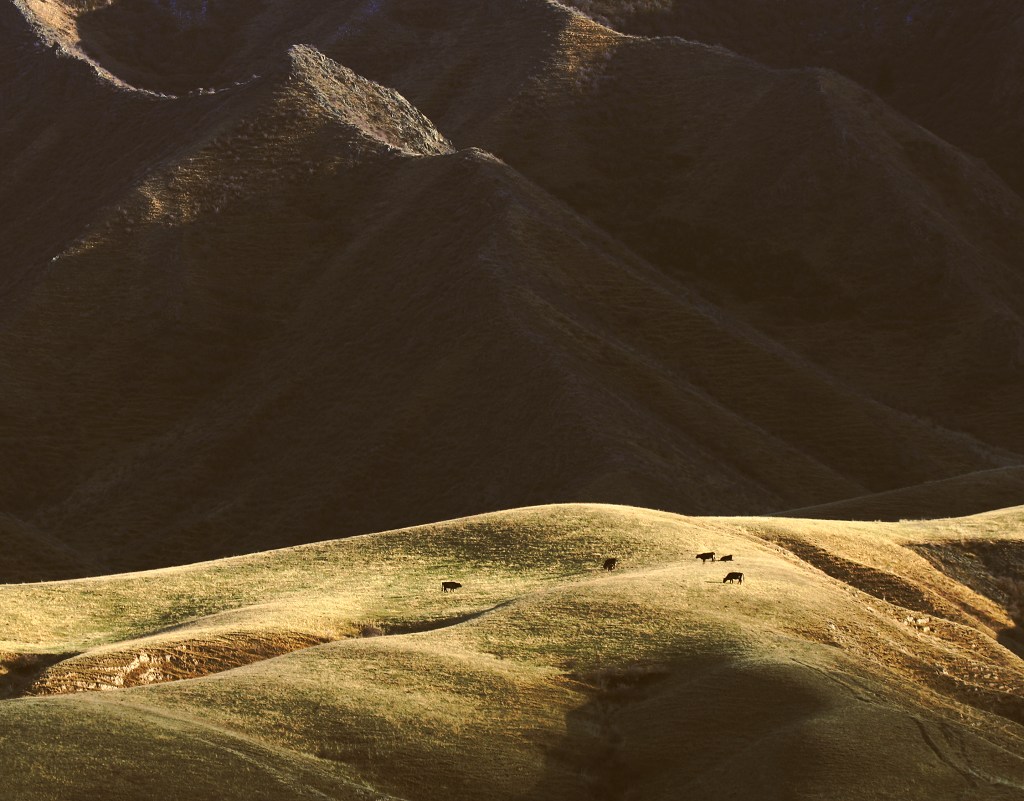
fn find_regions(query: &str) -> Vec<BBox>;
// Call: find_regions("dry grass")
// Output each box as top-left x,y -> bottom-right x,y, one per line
1,504 -> 1023,799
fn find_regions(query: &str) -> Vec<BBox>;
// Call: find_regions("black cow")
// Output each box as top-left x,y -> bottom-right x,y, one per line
696,552 -> 716,564
719,555 -> 734,563
603,558 -> 618,571
441,581 -> 462,593
722,572 -> 743,584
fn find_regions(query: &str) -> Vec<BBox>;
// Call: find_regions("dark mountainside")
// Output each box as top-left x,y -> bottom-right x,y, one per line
780,466 -> 1024,523
568,0 -> 1024,198
3,0 -> 1023,580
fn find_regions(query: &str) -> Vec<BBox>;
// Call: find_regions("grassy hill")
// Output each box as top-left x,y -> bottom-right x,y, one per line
1,504 -> 1023,799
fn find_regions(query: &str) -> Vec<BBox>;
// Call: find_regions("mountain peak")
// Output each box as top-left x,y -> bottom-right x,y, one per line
282,44 -> 452,156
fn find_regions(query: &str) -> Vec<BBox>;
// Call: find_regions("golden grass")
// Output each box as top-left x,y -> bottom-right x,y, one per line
1,503 -> 1023,799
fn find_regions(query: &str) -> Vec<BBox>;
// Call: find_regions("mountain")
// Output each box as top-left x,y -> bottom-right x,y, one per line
1,0 -> 1022,579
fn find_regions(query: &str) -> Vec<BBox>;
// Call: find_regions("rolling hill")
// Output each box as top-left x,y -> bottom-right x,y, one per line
3,0 -> 1023,577
1,504 -> 1023,799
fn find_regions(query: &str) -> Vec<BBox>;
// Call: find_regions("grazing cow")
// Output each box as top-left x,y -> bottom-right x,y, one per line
696,552 -> 716,564
441,581 -> 462,593
603,558 -> 618,571
719,555 -> 734,563
722,572 -> 744,584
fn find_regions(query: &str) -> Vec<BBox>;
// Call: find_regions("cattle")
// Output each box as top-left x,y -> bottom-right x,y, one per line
441,581 -> 462,593
722,572 -> 744,584
696,552 -> 716,563
719,555 -> 734,563
603,558 -> 618,571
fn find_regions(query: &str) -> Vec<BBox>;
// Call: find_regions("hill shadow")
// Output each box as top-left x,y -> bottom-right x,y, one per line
0,651 -> 78,699
997,626 -> 1024,661
519,656 -> 833,801
908,540 -> 1024,669
77,0 -> 263,94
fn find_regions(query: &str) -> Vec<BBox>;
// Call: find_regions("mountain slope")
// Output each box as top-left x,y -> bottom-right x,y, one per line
186,0 -> 1024,454
1,0 -> 1022,577
345,5 -> 1024,452
4,36 -> 1020,576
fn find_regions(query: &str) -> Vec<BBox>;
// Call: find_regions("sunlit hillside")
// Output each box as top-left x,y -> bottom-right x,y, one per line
2,504 -> 1023,799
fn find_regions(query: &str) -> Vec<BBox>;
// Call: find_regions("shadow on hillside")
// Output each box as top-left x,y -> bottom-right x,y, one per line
519,657 -> 832,801
997,626 -> 1024,661
773,535 -> 947,616
0,652 -> 77,700
908,540 -> 1024,664
384,601 -> 516,636
77,0 -> 263,94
